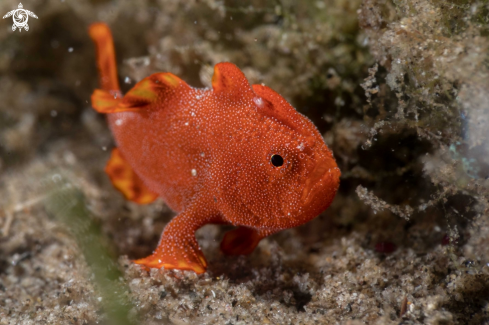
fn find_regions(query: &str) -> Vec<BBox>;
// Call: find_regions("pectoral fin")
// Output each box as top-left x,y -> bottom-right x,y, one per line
220,227 -> 275,255
105,148 -> 158,204
134,195 -> 222,274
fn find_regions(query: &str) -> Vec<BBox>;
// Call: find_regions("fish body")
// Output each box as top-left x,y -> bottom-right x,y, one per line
89,23 -> 340,273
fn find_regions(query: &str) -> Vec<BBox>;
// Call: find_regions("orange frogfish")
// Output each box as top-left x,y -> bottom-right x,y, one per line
89,22 -> 341,274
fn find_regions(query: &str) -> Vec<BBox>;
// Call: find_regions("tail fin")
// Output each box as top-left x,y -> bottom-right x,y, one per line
89,22 -> 121,113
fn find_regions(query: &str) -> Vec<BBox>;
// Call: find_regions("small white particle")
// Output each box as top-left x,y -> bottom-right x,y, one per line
124,77 -> 132,84
191,169 -> 197,177
102,146 -> 107,151
185,122 -> 189,126
115,119 -> 123,126
211,290 -> 216,298
68,47 -> 73,53
50,110 -> 57,117
253,97 -> 263,107
409,303 -> 415,312
97,297 -> 102,302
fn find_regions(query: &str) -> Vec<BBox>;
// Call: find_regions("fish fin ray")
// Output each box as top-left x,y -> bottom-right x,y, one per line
117,72 -> 192,111
91,89 -> 123,113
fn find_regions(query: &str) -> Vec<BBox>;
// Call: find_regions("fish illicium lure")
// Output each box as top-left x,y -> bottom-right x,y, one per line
89,23 -> 341,274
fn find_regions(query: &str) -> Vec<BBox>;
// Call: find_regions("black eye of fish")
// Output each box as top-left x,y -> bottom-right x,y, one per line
270,154 -> 284,167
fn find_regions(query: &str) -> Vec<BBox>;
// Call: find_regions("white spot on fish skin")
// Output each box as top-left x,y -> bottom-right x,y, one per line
115,119 -> 123,126
112,91 -> 122,99
191,169 -> 197,176
253,97 -> 263,107
200,152 -> 205,157
297,142 -> 305,151
191,112 -> 196,117
185,122 -> 189,126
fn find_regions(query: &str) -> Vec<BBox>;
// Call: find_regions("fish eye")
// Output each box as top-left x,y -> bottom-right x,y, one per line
270,154 -> 284,167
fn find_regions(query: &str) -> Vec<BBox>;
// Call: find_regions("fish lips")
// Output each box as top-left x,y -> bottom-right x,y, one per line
299,159 -> 341,221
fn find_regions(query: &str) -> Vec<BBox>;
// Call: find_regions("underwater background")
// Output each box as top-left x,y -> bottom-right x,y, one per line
0,0 -> 488,324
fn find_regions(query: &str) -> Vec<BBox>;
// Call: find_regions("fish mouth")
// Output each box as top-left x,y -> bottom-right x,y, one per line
300,158 -> 341,215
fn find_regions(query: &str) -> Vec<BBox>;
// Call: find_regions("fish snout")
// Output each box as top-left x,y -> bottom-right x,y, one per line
300,158 -> 340,217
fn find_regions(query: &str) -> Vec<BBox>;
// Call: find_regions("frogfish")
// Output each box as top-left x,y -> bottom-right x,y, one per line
89,23 -> 340,274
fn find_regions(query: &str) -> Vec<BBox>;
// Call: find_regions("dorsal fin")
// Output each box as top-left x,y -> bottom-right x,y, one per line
118,72 -> 191,111
92,72 -> 192,114
211,62 -> 254,98
252,84 -> 319,141
91,89 -> 122,113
